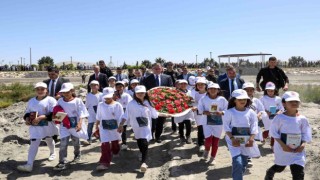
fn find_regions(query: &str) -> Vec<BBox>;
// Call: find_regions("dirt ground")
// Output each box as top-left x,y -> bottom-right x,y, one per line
0,73 -> 319,180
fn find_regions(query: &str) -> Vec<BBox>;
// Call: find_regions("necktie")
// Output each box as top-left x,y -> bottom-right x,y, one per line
155,75 -> 159,86
95,74 -> 99,80
50,79 -> 55,97
231,79 -> 235,93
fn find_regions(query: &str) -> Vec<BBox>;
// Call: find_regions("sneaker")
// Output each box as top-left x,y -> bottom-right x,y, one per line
17,164 -> 33,172
247,158 -> 253,168
72,155 -> 81,163
48,153 -> 56,161
199,145 -> 205,153
82,140 -> 91,145
140,163 -> 148,172
186,136 -> 192,144
53,163 -> 66,171
202,150 -> 209,160
208,157 -> 216,165
96,164 -> 108,171
121,144 -> 128,150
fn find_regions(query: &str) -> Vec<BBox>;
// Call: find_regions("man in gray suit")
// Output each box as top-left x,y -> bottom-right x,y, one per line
115,67 -> 128,81
142,63 -> 173,143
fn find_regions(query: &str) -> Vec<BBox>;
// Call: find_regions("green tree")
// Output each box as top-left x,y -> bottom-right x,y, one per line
141,59 -> 152,68
122,62 -> 128,69
288,56 -> 306,67
136,61 -> 139,67
155,57 -> 166,65
38,56 -> 54,67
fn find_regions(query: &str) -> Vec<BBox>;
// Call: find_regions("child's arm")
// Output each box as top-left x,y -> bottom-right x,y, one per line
294,141 -> 306,153
95,120 -> 100,131
225,131 -> 240,147
274,138 -> 294,152
76,118 -> 83,132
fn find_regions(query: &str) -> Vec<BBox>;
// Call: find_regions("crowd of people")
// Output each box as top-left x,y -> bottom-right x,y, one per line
17,57 -> 311,180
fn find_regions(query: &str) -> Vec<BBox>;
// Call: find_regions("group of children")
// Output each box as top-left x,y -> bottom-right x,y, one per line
17,77 -> 311,180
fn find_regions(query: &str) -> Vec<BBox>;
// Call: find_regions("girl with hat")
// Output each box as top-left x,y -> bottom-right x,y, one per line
265,91 -> 311,180
197,83 -> 228,165
17,82 -> 58,172
223,89 -> 260,179
118,85 -> 158,172
95,87 -> 124,170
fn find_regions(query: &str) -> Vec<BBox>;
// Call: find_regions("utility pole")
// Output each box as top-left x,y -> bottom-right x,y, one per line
196,55 -> 198,66
30,47 -> 32,66
210,52 -> 212,60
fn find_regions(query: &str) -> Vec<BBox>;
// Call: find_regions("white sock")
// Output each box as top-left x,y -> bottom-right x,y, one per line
27,139 -> 41,166
45,137 -> 55,155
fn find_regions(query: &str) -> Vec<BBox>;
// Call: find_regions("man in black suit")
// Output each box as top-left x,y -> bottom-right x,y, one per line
142,63 -> 173,143
219,65 -> 245,100
87,65 -> 108,92
98,60 -> 113,78
177,65 -> 192,82
43,67 -> 70,100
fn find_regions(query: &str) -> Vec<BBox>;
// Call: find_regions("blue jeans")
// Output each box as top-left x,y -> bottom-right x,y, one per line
87,122 -> 94,141
232,154 -> 248,180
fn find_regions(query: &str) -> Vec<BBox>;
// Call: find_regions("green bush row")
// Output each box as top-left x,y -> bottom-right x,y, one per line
288,84 -> 320,104
0,83 -> 34,108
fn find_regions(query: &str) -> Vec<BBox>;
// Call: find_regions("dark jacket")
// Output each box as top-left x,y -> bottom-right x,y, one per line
177,73 -> 193,83
87,73 -> 108,92
206,74 -> 217,83
256,66 -> 289,90
43,77 -> 70,97
219,77 -> 245,100
100,67 -> 113,78
163,70 -> 179,84
142,74 -> 173,91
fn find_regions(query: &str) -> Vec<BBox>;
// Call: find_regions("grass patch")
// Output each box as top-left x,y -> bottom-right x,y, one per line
0,83 -> 34,108
288,84 -> 320,104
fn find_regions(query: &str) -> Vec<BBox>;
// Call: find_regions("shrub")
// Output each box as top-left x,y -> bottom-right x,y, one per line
288,84 -> 320,104
0,83 -> 34,108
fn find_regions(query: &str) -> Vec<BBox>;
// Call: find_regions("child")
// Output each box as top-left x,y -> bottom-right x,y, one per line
187,76 -> 196,91
260,82 -> 284,148
265,91 -> 311,180
127,79 -> 139,97
242,82 -> 265,167
191,78 -> 208,152
85,80 -> 103,144
108,76 -> 116,89
170,80 -> 181,134
114,81 -> 133,150
17,82 -> 58,172
174,80 -> 195,144
198,83 -> 228,165
53,83 -> 89,171
95,87 -> 124,170
122,79 -> 129,93
223,89 -> 260,179
118,85 -> 158,172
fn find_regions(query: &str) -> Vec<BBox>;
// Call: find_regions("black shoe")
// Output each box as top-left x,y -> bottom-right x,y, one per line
53,163 -> 66,171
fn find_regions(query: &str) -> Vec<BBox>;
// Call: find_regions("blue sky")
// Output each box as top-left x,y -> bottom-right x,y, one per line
0,0 -> 319,66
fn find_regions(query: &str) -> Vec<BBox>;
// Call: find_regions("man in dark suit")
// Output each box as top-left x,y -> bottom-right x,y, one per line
177,65 -> 192,82
114,67 -> 128,81
142,63 -> 173,143
219,65 -> 245,100
87,65 -> 108,92
98,60 -> 113,78
43,67 -> 70,100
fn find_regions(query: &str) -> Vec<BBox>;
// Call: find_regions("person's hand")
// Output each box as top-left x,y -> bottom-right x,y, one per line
283,85 -> 289,91
55,94 -> 61,100
256,86 -> 261,92
232,138 -> 240,147
25,118 -> 31,126
31,117 -> 42,125
117,125 -> 124,133
294,143 -> 305,153
282,144 -> 294,152
245,139 -> 254,147
203,111 -> 211,115
192,107 -> 197,112
215,111 -> 224,116
76,123 -> 82,132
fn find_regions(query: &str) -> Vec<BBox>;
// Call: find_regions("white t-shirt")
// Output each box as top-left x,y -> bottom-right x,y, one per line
223,108 -> 261,158
25,96 -> 58,139
85,92 -> 103,123
191,91 -> 207,125
198,95 -> 228,138
260,95 -> 284,130
174,90 -> 195,123
127,89 -> 134,97
58,98 -> 89,139
122,100 -> 158,141
116,92 -> 133,110
270,114 -> 312,167
96,101 -> 124,143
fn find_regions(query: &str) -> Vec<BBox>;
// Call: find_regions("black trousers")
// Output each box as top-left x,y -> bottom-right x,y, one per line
137,139 -> 148,163
152,117 -> 166,140
197,125 -> 204,146
121,125 -> 127,144
178,120 -> 191,138
265,164 -> 304,180
171,117 -> 177,131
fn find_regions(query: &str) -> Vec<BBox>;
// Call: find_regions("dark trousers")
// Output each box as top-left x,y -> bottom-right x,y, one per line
99,141 -> 120,166
87,122 -> 94,141
178,120 -> 191,138
152,117 -> 166,140
121,125 -> 127,144
171,117 -> 177,131
137,139 -> 148,163
265,164 -> 304,180
197,125 -> 204,146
